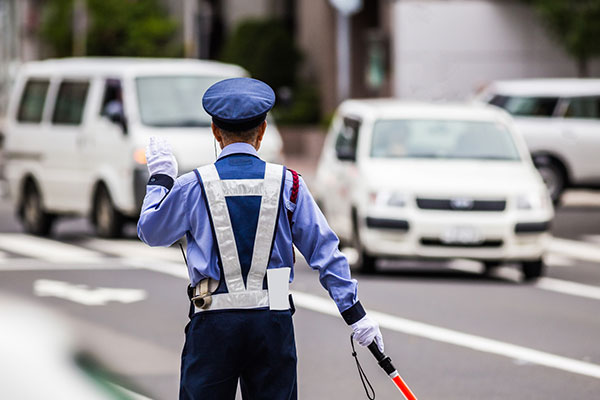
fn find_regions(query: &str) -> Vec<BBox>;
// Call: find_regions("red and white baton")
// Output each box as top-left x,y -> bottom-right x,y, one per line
367,341 -> 418,400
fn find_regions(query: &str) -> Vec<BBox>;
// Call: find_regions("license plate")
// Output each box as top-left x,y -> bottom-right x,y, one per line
441,226 -> 483,245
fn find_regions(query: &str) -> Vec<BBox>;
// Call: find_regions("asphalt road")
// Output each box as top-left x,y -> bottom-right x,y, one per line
1,197 -> 600,399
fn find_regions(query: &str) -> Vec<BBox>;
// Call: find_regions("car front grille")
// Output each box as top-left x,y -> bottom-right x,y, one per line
420,238 -> 504,248
416,198 -> 506,212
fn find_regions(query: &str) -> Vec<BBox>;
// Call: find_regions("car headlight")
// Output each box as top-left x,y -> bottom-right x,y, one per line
516,193 -> 549,210
369,191 -> 407,207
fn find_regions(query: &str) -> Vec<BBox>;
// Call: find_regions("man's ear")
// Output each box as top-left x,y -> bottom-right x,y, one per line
212,123 -> 224,148
255,121 -> 267,148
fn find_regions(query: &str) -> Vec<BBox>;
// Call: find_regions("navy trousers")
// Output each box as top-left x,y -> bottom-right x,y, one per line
179,309 -> 298,400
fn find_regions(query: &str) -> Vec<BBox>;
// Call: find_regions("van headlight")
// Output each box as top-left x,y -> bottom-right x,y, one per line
516,193 -> 548,210
369,191 -> 407,207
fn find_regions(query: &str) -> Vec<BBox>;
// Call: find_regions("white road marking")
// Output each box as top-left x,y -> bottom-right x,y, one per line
33,279 -> 147,306
546,238 -> 600,264
83,238 -> 183,263
536,277 -> 600,301
121,258 -> 189,279
0,233 -> 103,263
291,290 -> 600,380
0,259 -> 132,271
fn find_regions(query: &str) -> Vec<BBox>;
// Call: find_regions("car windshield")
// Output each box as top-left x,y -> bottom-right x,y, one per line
370,119 -> 521,161
136,76 -> 228,127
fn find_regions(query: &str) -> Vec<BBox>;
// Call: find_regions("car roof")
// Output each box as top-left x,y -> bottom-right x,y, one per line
19,57 -> 247,77
339,99 -> 509,122
489,79 -> 600,97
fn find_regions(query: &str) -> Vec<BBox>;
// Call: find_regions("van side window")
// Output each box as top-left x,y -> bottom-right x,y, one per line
17,79 -> 50,123
335,117 -> 361,160
100,79 -> 124,117
491,96 -> 558,117
564,97 -> 600,119
52,81 -> 90,125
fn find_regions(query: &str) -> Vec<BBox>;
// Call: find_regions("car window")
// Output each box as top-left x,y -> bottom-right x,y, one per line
17,79 -> 50,123
335,117 -> 361,160
52,81 -> 90,125
564,97 -> 600,119
136,76 -> 227,127
489,95 -> 558,117
100,78 -> 124,117
371,119 -> 521,161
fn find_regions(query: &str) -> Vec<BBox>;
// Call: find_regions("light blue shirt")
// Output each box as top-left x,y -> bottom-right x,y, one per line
137,142 -> 364,321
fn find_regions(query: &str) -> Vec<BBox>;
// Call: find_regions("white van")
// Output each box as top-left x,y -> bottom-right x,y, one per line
2,58 -> 283,237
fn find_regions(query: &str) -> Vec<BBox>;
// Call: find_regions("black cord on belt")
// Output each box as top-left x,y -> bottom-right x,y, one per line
178,241 -> 188,268
351,333 -> 376,400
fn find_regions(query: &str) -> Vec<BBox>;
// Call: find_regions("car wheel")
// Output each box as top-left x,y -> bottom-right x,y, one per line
351,221 -> 377,274
21,182 -> 54,236
93,185 -> 124,238
521,259 -> 545,282
536,162 -> 565,204
483,261 -> 500,275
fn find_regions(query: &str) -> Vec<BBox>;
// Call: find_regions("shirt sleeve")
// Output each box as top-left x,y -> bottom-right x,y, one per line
291,176 -> 366,325
137,174 -> 191,247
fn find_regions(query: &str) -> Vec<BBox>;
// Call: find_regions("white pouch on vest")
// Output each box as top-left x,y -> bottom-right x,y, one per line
267,267 -> 291,310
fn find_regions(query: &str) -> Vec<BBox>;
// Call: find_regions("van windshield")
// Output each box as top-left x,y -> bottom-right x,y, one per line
370,119 -> 521,161
136,76 -> 228,127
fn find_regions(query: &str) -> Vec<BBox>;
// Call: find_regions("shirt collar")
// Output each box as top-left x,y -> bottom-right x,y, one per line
218,142 -> 259,160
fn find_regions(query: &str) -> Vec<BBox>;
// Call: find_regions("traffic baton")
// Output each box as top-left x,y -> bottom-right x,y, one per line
367,341 -> 418,400
350,334 -> 418,400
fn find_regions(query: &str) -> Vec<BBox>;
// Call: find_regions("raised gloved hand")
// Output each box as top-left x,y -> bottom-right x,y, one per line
352,315 -> 384,352
146,136 -> 178,179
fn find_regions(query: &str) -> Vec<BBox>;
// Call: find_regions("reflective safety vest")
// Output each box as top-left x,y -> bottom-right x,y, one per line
193,160 -> 289,312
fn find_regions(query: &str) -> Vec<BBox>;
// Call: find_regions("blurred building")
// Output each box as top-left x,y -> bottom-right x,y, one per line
297,0 -> 600,114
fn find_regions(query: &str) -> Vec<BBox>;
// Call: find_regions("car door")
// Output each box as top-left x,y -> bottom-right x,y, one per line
43,78 -> 91,212
328,115 -> 361,241
559,96 -> 600,184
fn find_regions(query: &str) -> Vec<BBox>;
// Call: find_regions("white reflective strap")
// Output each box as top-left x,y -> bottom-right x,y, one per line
246,164 -> 284,291
220,179 -> 264,196
197,165 -> 245,293
194,290 -> 269,313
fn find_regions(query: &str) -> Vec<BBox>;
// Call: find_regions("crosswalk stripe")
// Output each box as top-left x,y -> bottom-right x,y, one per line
82,238 -> 183,263
0,233 -> 103,263
546,238 -> 600,264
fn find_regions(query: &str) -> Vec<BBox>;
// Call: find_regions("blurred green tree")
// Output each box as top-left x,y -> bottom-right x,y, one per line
41,0 -> 181,57
527,0 -> 600,77
220,19 -> 301,90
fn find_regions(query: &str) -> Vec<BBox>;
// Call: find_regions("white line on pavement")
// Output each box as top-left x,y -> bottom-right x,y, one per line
546,238 -> 600,264
291,290 -> 600,380
83,238 -> 183,263
536,277 -> 600,301
0,233 -> 103,263
34,279 -> 147,306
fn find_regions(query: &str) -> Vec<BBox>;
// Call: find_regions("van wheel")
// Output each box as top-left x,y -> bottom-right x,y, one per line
521,259 -> 545,282
21,183 -> 54,236
536,161 -> 565,204
93,185 -> 124,238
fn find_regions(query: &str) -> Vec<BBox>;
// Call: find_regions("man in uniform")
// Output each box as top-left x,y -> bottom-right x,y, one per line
137,77 -> 384,400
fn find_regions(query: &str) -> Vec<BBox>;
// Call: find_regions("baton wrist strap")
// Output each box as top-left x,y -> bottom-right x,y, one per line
351,334 -> 376,400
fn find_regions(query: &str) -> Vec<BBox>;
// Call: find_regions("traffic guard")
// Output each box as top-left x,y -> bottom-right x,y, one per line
137,77 -> 384,399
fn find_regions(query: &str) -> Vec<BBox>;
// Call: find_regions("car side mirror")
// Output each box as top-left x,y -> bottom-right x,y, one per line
106,108 -> 128,135
336,148 -> 356,162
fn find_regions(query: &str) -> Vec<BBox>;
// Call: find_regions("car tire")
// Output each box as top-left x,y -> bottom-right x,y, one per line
93,185 -> 124,238
521,259 -> 545,282
21,182 -> 54,236
351,219 -> 377,274
535,161 -> 565,204
483,261 -> 500,275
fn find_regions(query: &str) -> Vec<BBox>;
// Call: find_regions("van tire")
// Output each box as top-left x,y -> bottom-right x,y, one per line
521,259 -> 545,282
21,182 -> 54,236
93,185 -> 124,238
534,159 -> 566,204
351,212 -> 377,274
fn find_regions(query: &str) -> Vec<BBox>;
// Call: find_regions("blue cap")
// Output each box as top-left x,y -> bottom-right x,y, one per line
202,77 -> 275,132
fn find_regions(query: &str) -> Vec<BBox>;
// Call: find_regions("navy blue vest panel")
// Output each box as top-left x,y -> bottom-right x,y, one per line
210,154 -> 271,294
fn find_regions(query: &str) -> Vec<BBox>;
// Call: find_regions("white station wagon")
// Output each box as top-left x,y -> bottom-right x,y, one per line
314,100 -> 554,280
478,79 -> 600,202
2,58 -> 283,237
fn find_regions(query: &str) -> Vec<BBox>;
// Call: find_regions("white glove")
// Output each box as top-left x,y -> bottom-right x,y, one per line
352,315 -> 384,352
146,136 -> 178,179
